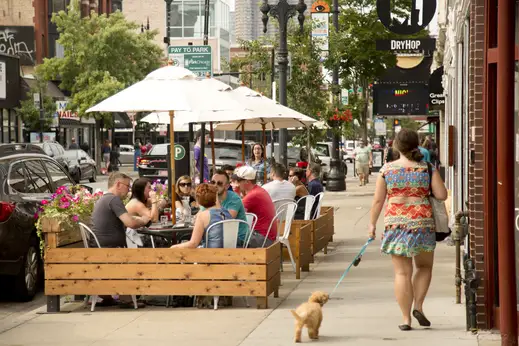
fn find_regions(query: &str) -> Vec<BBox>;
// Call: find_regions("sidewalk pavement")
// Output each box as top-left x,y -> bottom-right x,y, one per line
0,185 -> 482,346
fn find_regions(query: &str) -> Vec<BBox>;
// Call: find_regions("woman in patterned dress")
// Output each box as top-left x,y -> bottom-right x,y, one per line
368,129 -> 447,331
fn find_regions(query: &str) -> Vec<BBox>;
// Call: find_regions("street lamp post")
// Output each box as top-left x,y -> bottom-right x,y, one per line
326,0 -> 346,191
260,0 -> 307,168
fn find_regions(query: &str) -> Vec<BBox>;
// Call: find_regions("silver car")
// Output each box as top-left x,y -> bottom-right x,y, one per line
118,144 -> 135,166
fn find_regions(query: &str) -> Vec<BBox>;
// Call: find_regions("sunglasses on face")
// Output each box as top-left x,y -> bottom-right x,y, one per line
179,182 -> 192,187
210,180 -> 224,186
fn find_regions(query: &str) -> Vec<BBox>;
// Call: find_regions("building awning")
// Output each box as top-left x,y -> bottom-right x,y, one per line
21,78 -> 65,100
112,112 -> 132,128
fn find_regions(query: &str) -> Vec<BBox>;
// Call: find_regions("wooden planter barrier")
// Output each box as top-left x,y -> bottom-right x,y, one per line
290,207 -> 335,262
320,206 -> 335,246
282,222 -> 312,279
41,221 -> 281,312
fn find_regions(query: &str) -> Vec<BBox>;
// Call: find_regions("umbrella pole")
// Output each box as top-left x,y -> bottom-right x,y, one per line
169,110 -> 176,225
241,120 -> 245,163
262,124 -> 267,184
210,122 -> 216,175
307,126 -> 311,164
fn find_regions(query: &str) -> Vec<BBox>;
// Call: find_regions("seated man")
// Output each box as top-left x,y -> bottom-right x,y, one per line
306,163 -> 324,219
234,166 -> 277,248
91,172 -> 150,308
209,169 -> 249,246
262,163 -> 296,202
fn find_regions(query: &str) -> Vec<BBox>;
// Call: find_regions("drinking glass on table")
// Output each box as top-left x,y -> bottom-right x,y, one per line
160,215 -> 168,226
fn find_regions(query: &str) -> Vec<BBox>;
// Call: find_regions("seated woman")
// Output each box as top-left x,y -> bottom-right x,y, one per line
289,167 -> 309,220
125,178 -> 166,247
175,175 -> 197,210
171,184 -> 231,249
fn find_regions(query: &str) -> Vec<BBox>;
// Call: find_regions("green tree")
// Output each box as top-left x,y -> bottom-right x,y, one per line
15,77 -> 56,132
37,1 -> 163,165
326,0 -> 429,141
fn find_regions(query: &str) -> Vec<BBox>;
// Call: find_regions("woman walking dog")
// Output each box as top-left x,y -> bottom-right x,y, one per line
368,129 -> 447,331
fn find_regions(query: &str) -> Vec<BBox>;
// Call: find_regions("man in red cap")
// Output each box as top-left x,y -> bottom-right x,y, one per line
233,166 -> 277,248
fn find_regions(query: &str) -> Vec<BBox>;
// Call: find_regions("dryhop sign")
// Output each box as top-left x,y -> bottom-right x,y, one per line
392,39 -> 420,50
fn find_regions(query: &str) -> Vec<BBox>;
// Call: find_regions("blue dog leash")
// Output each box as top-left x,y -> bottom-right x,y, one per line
330,238 -> 374,297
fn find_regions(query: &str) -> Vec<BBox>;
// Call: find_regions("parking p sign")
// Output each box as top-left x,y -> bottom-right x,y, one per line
174,144 -> 185,160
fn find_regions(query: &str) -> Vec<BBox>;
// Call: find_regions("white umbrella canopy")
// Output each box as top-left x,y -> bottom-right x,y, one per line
214,86 -> 317,130
85,66 -> 242,225
86,66 -> 240,114
139,112 -> 199,132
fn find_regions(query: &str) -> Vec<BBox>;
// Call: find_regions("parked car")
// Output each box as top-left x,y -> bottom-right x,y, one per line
204,139 -> 253,173
265,143 -> 300,167
314,142 -> 348,181
63,149 -> 97,183
34,141 -> 69,171
118,144 -> 135,166
0,143 -> 79,301
343,140 -> 361,163
138,143 -> 190,181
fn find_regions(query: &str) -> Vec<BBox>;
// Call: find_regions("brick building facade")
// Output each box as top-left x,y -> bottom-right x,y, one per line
439,0 -> 518,342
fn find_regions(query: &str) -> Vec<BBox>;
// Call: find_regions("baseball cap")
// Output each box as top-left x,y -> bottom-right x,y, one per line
232,166 -> 256,181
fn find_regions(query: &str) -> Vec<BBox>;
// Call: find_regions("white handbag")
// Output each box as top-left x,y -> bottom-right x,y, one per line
427,164 -> 450,237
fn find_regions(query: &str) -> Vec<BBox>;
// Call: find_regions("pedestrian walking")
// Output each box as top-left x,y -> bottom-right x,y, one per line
134,140 -> 142,171
368,128 -> 447,331
102,139 -> 111,174
354,140 -> 372,186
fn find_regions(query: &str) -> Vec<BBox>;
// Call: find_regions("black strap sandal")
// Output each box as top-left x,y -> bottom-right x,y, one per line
413,310 -> 431,327
398,324 -> 412,331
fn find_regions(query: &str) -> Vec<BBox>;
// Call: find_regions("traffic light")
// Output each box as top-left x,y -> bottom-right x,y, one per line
393,119 -> 400,127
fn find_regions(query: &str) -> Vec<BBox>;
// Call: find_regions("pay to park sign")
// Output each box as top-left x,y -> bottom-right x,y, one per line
168,45 -> 212,77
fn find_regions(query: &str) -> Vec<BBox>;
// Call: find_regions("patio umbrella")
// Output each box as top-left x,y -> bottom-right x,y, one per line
86,66 -> 244,223
214,87 -> 317,183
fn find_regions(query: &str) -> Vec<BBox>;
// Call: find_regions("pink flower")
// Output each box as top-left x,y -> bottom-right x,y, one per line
34,213 -> 39,219
61,202 -> 70,209
61,196 -> 68,203
72,215 -> 79,222
41,200 -> 48,205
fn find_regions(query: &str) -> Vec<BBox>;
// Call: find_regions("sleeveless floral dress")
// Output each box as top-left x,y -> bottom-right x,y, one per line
379,161 -> 436,257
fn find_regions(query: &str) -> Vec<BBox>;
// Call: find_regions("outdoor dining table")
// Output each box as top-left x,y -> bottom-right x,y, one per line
137,222 -> 194,245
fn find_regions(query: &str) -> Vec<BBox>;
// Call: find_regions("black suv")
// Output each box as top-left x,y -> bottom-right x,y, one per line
0,144 -> 77,301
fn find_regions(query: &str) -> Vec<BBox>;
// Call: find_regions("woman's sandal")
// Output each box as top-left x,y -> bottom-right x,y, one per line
398,324 -> 412,331
412,309 -> 431,327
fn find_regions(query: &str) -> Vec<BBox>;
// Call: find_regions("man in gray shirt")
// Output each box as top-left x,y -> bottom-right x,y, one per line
91,172 -> 150,308
91,172 -> 150,247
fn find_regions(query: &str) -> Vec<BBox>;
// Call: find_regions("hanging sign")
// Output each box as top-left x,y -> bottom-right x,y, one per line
376,0 -> 437,35
311,1 -> 330,55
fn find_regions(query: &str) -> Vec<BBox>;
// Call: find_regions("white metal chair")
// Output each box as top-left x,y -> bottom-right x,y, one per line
272,198 -> 295,212
78,222 -> 138,312
245,213 -> 258,247
296,195 -> 316,221
272,202 -> 297,272
205,219 -> 251,310
311,192 -> 325,220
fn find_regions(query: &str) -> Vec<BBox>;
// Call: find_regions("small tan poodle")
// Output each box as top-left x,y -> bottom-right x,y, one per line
290,291 -> 329,343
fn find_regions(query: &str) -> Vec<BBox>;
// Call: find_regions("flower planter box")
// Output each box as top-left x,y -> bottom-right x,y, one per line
41,221 -> 281,312
39,217 -> 83,248
282,222 -> 312,279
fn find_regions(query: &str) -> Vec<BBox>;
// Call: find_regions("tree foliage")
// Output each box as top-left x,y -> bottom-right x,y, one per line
15,78 -> 56,132
36,2 -> 163,122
